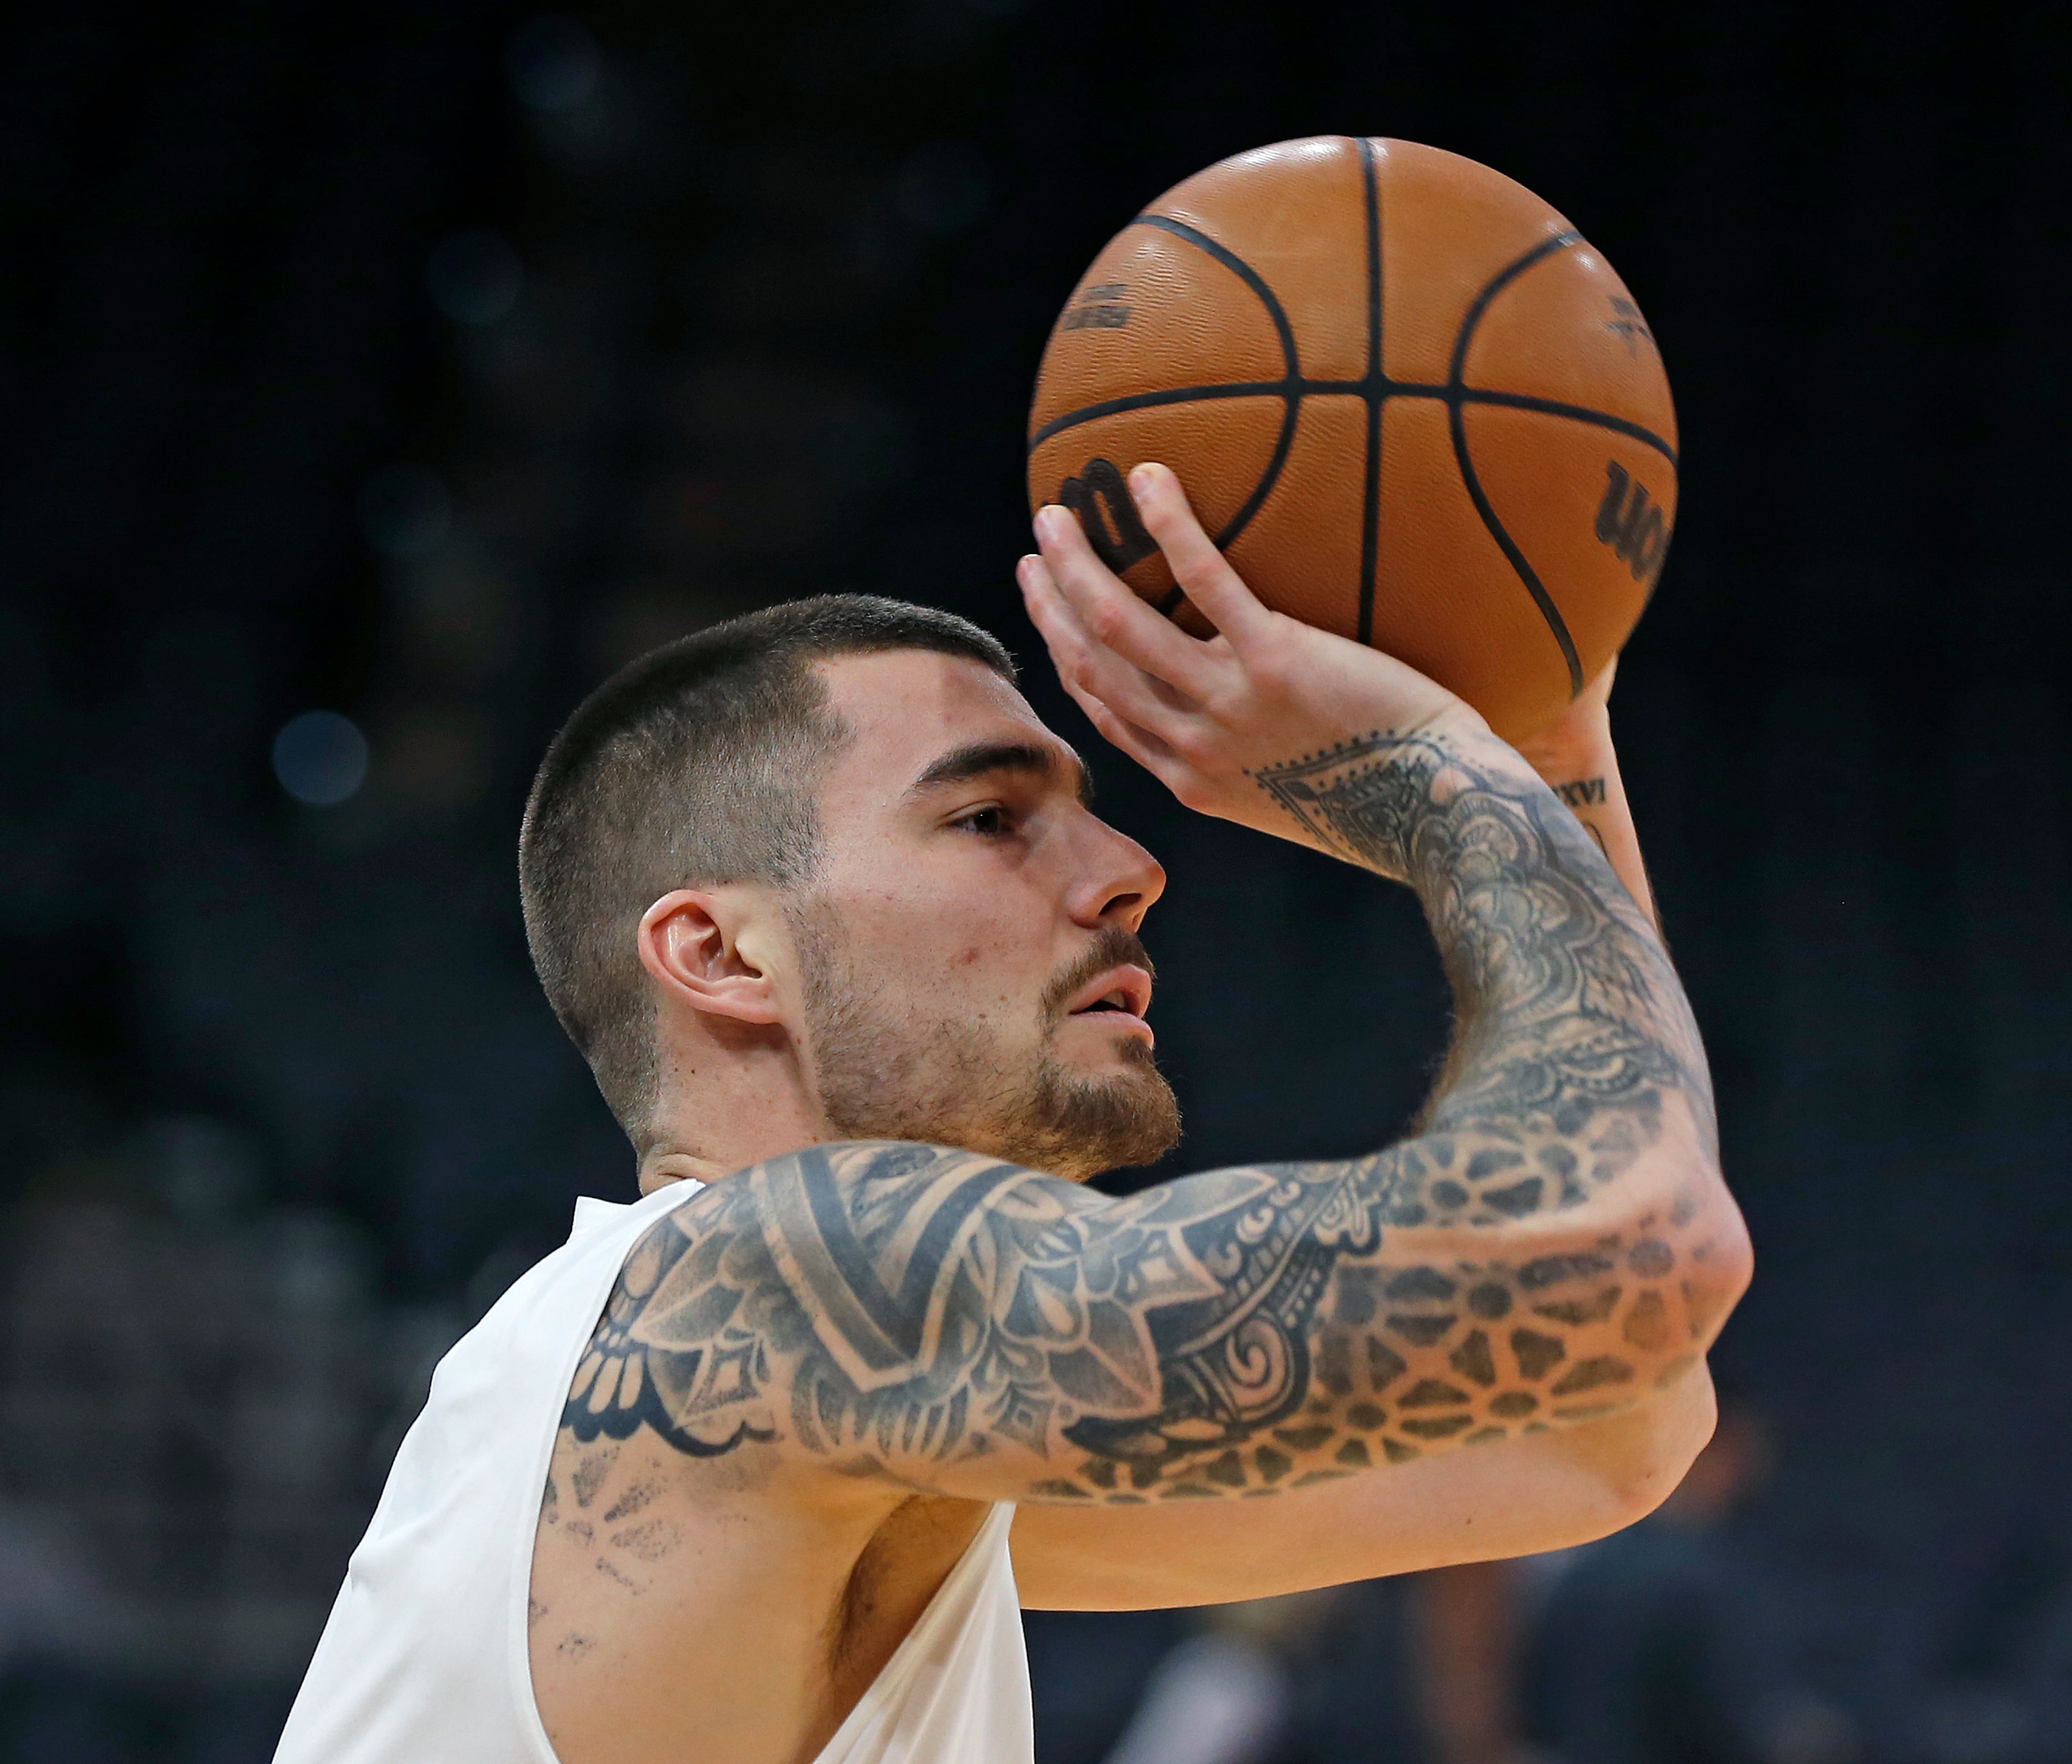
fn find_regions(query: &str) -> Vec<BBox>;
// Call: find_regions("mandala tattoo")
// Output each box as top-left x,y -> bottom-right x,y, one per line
559,728 -> 1733,1502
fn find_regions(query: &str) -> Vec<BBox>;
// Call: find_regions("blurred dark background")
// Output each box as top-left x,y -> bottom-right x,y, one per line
2,1 -> 2070,1760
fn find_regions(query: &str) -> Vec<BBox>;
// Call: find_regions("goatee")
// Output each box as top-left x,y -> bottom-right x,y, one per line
793,914 -> 1181,1182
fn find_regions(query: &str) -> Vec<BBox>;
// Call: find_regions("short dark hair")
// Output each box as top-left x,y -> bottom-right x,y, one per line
519,594 -> 1016,1141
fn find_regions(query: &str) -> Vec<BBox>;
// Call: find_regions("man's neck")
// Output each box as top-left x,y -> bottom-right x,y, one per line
637,1149 -> 731,1193
636,1124 -> 829,1195
637,1023 -> 831,1195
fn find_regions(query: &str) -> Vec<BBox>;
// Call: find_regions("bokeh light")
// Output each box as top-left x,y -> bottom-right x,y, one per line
426,229 -> 523,326
358,463 -> 454,560
506,15 -> 601,112
272,711 -> 370,807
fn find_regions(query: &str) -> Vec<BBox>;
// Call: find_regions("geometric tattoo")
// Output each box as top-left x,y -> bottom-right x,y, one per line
561,728 -> 1733,1503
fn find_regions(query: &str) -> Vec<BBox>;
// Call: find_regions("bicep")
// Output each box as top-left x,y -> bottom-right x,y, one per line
583,1143 -> 1289,1502
1012,1370 -> 1717,1610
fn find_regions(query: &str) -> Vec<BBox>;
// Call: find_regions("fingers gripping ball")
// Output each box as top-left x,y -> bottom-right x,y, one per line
1027,137 -> 1677,742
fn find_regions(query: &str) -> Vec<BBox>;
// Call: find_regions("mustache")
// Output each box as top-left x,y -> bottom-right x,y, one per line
1040,925 -> 1158,1025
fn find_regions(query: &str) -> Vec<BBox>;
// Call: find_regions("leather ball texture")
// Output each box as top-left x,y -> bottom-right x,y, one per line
1027,136 -> 1679,742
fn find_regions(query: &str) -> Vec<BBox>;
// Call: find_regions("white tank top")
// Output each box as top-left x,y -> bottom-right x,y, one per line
274,1179 -> 1033,1764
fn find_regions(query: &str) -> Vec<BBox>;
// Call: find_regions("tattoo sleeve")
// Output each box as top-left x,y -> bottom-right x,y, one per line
564,728 -> 1738,1503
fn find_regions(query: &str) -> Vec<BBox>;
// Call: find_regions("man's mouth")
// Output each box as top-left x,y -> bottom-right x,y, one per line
1063,965 -> 1155,1042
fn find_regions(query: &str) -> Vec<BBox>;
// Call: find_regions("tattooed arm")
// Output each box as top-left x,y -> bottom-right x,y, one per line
573,718 -> 1731,1477
565,466 -> 1746,1597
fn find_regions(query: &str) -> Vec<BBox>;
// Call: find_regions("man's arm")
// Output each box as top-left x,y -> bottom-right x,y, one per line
562,468 -> 1746,1590
568,738 -> 1741,1499
569,721 -> 1735,1542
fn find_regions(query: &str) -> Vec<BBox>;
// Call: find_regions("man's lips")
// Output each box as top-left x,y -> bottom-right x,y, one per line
1063,964 -> 1155,1040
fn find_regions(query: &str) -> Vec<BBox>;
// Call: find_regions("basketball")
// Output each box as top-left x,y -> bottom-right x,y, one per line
1027,137 -> 1678,741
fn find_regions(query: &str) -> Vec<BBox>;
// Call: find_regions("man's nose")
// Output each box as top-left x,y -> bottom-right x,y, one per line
1067,820 -> 1166,932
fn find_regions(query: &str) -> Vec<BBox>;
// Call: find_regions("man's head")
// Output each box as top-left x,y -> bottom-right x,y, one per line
520,594 -> 1179,1183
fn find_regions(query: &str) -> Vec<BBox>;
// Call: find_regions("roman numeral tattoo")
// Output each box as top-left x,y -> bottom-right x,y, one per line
562,729 -> 1733,1503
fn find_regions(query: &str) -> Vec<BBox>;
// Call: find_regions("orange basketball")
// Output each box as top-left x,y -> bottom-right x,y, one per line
1027,137 -> 1677,741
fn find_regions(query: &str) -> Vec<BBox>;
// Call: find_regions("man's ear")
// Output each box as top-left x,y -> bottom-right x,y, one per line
636,889 -> 784,1027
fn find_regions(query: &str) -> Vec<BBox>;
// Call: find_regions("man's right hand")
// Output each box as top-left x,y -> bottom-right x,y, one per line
1018,461 -> 1490,869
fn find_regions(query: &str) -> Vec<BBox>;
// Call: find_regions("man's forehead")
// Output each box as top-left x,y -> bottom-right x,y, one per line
817,647 -> 1070,777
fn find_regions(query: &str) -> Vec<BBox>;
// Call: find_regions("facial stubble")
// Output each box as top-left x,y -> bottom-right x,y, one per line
791,909 -> 1181,1182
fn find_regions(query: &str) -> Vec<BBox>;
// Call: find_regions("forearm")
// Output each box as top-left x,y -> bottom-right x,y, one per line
1557,754 -> 1654,926
1252,718 -> 1704,1168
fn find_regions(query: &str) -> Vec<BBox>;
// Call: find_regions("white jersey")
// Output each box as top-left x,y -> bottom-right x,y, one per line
275,1179 -> 1033,1764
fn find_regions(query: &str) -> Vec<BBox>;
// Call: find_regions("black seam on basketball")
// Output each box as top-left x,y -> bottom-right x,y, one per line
1132,215 -> 1303,383
1446,230 -> 1581,387
1027,382 -> 1292,450
1447,401 -> 1583,696
1357,137 -> 1383,647
1455,390 -> 1678,465
1028,380 -> 1673,460
1132,214 -> 1305,559
1447,230 -> 1587,696
1211,389 -> 1301,558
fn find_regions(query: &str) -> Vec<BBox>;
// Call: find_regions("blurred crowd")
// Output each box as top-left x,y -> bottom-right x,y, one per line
0,1110 -> 466,1757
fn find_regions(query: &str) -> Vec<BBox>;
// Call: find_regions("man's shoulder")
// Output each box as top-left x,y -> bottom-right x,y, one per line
630,1140 -> 1042,1261
580,1140 -> 1050,1459
606,1140 -> 1054,1374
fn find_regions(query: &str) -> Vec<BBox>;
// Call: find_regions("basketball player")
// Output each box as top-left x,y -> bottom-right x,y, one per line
275,463 -> 1748,1764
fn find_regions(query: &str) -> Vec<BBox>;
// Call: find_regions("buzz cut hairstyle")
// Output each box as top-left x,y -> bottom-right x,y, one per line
519,594 -> 1017,1143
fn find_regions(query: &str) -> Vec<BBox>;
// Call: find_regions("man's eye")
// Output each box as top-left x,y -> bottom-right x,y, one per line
955,806 -> 1012,836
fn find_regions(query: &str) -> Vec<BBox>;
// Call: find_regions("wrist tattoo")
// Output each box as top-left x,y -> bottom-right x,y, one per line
1554,777 -> 1608,809
1245,727 -> 1437,875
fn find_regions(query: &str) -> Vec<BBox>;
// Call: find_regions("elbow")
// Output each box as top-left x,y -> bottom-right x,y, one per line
1608,1148 -> 1754,1401
1601,1363 -> 1720,1529
1532,1366 -> 1721,1554
1597,1209 -> 1751,1531
1676,1183 -> 1755,1359
1459,1164 -> 1753,1554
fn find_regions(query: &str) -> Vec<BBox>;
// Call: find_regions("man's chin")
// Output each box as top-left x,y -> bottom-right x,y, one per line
1021,1053 -> 1182,1184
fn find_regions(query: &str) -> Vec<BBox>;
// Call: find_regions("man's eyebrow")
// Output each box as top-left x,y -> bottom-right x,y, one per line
907,740 -> 1094,806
